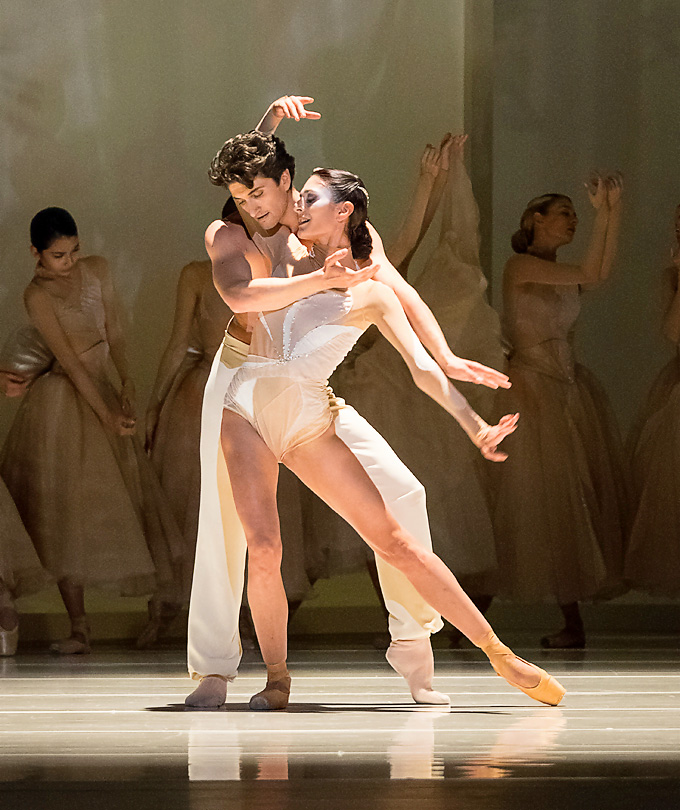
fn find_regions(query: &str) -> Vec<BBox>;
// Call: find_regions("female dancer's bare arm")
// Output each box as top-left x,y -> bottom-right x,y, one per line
663,264 -> 680,343
387,140 -> 446,271
145,263 -> 203,448
368,223 -> 509,389
597,175 -> 623,284
24,284 -> 132,435
95,256 -> 136,416
366,282 -> 518,461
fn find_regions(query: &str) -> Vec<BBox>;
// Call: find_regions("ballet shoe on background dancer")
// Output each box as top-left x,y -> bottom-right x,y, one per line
540,627 -> 586,650
249,661 -> 291,711
50,616 -> 91,655
477,630 -> 565,706
185,675 -> 228,708
386,638 -> 450,705
0,604 -> 19,657
135,599 -> 181,649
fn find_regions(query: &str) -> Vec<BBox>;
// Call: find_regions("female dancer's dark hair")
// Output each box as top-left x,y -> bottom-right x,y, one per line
209,131 -> 296,189
511,194 -> 572,254
312,168 -> 372,262
30,207 -> 78,252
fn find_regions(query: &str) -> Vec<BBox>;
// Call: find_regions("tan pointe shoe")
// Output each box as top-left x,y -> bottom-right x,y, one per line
249,662 -> 291,711
50,617 -> 91,655
478,631 -> 565,706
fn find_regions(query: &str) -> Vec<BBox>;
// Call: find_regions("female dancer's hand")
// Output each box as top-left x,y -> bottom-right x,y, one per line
144,405 -> 160,452
0,370 -> 29,398
420,143 -> 443,179
605,172 -> 624,209
106,406 -> 136,436
121,378 -> 136,419
585,174 -> 608,210
322,249 -> 378,288
269,95 -> 321,122
476,413 -> 519,461
442,355 -> 511,389
448,133 -> 467,166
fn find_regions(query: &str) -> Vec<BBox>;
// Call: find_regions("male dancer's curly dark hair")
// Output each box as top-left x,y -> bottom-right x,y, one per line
312,168 -> 372,262
208,131 -> 296,189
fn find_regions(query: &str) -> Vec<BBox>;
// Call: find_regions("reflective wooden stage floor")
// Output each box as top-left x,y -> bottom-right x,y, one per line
0,638 -> 678,809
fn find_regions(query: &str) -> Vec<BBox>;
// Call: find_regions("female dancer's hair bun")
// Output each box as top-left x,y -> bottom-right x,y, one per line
511,228 -> 531,254
312,168 -> 372,261
30,207 -> 78,252
512,193 -> 572,254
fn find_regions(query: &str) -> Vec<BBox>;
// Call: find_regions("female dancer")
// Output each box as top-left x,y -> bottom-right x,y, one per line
625,204 -> 680,597
219,167 -> 565,710
0,207 -> 182,653
325,135 -> 504,638
493,178 -> 628,648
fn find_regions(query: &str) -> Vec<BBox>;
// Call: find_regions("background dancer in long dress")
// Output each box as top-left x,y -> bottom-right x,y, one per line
216,165 -> 564,711
625,203 -> 680,598
492,177 -> 628,649
0,207 -> 183,654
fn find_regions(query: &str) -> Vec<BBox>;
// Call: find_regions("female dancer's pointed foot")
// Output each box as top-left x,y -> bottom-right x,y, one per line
50,617 -> 91,655
386,638 -> 450,706
249,662 -> 291,711
478,631 -> 565,706
185,675 -> 228,708
135,600 -> 181,649
0,607 -> 19,657
540,628 -> 586,649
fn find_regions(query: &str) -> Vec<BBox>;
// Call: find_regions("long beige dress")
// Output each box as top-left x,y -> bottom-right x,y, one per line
493,281 -> 628,603
0,262 -> 183,596
625,349 -> 680,596
0,475 -> 49,599
312,160 -> 505,584
150,262 -> 312,604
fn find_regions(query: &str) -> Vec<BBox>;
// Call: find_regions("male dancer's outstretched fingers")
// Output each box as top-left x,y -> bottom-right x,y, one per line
272,95 -> 321,121
442,356 -> 511,389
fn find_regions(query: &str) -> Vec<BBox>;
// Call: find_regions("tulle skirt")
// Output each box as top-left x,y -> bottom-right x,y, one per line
0,344 -> 183,596
0,476 -> 49,599
625,356 -> 680,596
492,344 -> 628,603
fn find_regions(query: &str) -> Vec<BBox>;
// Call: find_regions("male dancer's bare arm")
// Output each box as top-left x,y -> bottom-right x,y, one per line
367,224 -> 510,389
206,221 -> 375,313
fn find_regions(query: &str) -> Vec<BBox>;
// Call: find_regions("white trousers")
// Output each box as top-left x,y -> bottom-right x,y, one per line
187,334 -> 442,681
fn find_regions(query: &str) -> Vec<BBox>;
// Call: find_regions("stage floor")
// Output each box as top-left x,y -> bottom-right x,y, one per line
0,639 -> 678,809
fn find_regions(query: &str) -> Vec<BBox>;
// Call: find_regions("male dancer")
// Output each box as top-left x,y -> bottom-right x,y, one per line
186,96 -> 509,709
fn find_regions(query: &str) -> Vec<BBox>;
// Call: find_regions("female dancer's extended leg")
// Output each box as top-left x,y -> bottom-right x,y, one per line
283,426 -> 564,704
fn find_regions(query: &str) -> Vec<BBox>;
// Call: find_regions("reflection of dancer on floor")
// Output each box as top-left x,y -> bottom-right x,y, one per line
493,175 -> 627,648
626,203 -> 680,598
186,98 -> 512,709
0,208 -> 182,654
197,160 -> 566,711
